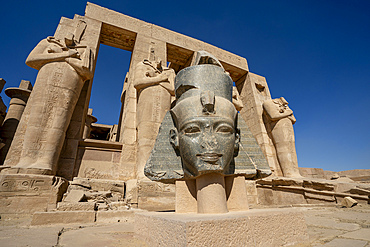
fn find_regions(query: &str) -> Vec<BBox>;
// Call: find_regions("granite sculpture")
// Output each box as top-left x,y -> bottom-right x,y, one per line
263,97 -> 301,177
145,51 -> 271,213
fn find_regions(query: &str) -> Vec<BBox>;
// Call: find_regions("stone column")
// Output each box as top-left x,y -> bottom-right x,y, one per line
82,108 -> 97,139
196,173 -> 228,214
237,72 -> 282,176
0,80 -> 32,164
119,33 -> 168,180
0,79 -> 7,126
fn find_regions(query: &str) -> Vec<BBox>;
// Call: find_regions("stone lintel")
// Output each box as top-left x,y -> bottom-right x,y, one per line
85,2 -> 248,82
135,208 -> 309,246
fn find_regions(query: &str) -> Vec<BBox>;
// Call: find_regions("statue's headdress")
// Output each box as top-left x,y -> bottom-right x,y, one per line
144,51 -> 271,183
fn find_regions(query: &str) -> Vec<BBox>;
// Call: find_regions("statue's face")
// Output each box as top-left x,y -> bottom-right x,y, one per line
177,116 -> 237,177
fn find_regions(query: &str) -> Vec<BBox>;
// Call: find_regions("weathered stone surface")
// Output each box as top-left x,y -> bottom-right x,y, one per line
31,211 -> 96,225
134,52 -> 175,180
96,210 -> 134,223
263,97 -> 301,178
63,190 -> 86,203
339,228 -> 370,242
0,174 -> 68,213
0,224 -> 62,247
0,80 -> 32,164
4,18 -> 95,174
341,196 -> 358,208
135,208 -> 309,246
305,216 -> 360,231
318,238 -> 368,247
57,201 -> 96,211
175,180 -> 197,213
137,180 -> 175,211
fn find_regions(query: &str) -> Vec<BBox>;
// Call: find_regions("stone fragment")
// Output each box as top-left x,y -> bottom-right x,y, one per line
89,178 -> 125,193
84,191 -> 112,200
341,196 -> 358,208
71,177 -> 91,189
63,190 -> 86,203
331,173 -> 340,179
97,203 -> 109,211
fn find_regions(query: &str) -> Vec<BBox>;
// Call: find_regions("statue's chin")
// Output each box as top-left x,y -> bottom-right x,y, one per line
184,160 -> 229,178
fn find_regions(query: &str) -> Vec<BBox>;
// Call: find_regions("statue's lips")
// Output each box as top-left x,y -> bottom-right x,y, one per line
196,153 -> 222,162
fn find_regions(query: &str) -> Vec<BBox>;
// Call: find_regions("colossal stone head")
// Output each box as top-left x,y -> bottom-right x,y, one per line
169,64 -> 239,177
144,51 -> 271,183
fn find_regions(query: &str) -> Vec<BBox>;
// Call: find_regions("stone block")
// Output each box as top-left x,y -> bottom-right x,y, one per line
82,149 -> 113,162
304,191 -> 336,202
57,201 -> 96,211
125,179 -> 138,204
0,174 -> 68,213
225,175 -> 249,211
120,143 -> 136,163
31,211 -> 96,225
135,208 -> 309,246
341,196 -> 358,208
96,210 -> 134,223
71,177 -> 91,189
175,180 -> 197,213
89,178 -> 125,193
245,180 -> 257,195
64,190 -> 86,203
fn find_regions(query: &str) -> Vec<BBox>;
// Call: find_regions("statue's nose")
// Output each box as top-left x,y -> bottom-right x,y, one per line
200,132 -> 218,150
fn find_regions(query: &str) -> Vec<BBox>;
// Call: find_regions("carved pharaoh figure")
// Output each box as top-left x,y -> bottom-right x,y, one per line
145,51 -> 271,213
133,54 -> 176,180
4,20 -> 94,175
263,97 -> 301,177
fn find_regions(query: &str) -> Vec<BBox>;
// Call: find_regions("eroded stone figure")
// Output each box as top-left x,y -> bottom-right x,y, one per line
263,97 -> 301,177
232,86 -> 243,111
133,57 -> 175,179
145,51 -> 271,213
4,21 -> 93,175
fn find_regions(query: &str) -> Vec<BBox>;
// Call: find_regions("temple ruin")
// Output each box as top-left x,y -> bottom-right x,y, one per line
0,4 -> 368,241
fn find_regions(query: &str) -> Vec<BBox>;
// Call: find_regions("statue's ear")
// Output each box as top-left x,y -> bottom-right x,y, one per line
169,128 -> 179,149
234,128 -> 240,157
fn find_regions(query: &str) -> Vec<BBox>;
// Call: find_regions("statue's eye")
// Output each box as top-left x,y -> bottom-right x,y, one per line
184,126 -> 201,134
216,125 -> 233,134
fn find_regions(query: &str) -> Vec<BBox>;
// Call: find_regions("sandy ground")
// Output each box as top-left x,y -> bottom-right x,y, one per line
0,204 -> 369,247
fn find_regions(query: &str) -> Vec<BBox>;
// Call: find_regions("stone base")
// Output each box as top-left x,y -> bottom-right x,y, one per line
31,210 -> 134,225
137,180 -> 175,211
135,208 -> 309,246
257,177 -> 370,206
0,174 -> 68,213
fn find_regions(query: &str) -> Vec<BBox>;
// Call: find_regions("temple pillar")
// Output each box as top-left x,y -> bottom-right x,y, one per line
0,80 -> 32,164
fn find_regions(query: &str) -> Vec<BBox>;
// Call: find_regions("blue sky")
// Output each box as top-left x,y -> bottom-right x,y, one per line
0,0 -> 369,172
